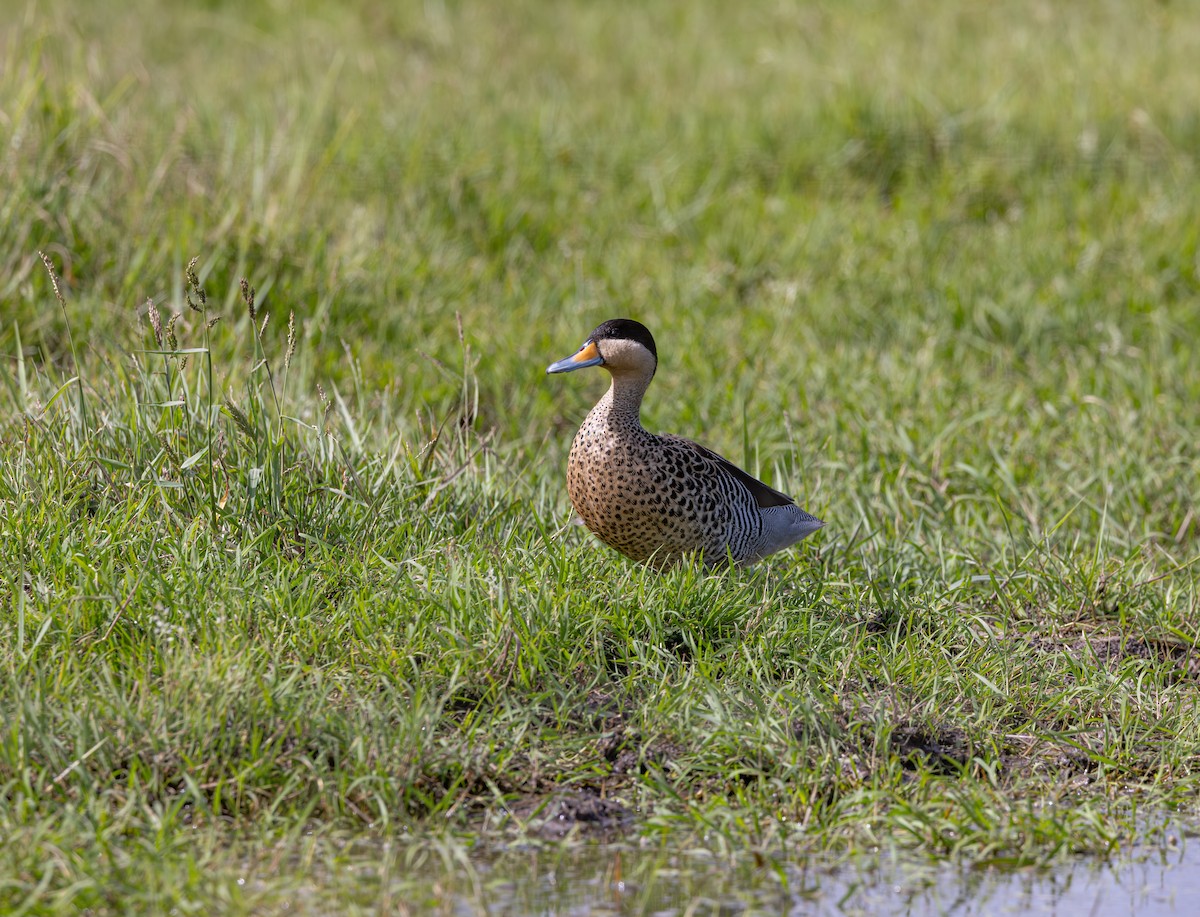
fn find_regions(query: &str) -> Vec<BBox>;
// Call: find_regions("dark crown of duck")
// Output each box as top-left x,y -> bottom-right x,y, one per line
590,319 -> 657,360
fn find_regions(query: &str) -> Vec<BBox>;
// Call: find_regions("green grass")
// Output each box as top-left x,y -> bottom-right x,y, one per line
3,0 -> 1200,911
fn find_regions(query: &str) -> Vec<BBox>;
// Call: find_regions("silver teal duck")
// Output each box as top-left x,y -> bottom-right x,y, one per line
547,319 -> 824,568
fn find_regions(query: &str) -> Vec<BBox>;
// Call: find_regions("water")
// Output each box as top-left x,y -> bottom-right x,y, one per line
414,837 -> 1200,916
275,826 -> 1200,915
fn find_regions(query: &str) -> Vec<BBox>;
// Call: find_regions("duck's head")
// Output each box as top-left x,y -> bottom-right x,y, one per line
546,318 -> 658,379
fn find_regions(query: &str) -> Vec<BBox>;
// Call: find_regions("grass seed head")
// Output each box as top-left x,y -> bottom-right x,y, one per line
224,397 -> 256,440
240,278 -> 256,321
158,432 -> 181,468
317,381 -> 332,428
38,251 -> 67,309
166,312 -> 179,352
285,310 -> 296,368
185,256 -> 207,310
147,298 -> 163,347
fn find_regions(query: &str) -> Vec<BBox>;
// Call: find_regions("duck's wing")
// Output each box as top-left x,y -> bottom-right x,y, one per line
663,435 -> 796,509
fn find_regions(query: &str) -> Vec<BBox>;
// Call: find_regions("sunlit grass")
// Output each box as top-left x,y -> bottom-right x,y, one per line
2,0 -> 1200,912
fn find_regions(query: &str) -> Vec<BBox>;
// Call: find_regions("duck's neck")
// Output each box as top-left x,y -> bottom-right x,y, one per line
598,369 -> 652,428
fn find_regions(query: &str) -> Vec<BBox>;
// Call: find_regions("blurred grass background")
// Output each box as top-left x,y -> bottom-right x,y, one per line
5,1 -> 1199,521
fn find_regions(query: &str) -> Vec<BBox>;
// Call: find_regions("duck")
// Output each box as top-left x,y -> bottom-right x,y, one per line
547,318 -> 824,568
